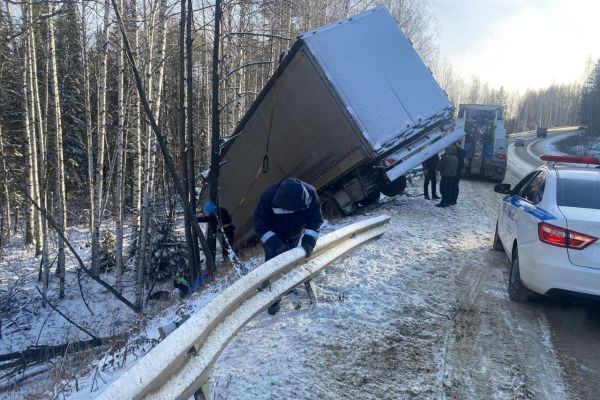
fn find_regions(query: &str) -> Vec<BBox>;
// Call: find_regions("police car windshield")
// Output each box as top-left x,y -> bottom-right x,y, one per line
557,178 -> 600,210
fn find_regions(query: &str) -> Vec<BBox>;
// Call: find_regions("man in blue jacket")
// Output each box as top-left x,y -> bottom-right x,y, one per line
254,177 -> 323,314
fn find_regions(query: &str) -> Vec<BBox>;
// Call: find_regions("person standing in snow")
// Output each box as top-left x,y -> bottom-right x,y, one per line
451,142 -> 467,205
422,153 -> 440,200
254,177 -> 323,315
436,146 -> 458,208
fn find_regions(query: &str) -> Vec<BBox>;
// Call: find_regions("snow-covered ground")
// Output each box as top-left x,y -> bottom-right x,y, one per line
2,178 -> 568,399
207,181 -> 565,399
569,136 -> 600,157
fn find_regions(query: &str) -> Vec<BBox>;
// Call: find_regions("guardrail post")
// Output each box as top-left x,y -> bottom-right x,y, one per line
193,377 -> 211,400
304,280 -> 318,304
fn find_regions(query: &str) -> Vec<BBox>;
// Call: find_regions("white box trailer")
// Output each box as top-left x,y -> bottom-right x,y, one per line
213,6 -> 464,246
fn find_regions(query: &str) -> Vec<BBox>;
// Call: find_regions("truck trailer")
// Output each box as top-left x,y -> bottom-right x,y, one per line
455,104 -> 507,181
213,6 -> 464,246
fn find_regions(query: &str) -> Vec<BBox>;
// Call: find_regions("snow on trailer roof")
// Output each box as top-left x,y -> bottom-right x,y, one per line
459,104 -> 503,110
300,6 -> 452,152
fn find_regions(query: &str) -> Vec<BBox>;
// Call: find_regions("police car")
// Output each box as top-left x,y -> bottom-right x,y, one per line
493,155 -> 600,301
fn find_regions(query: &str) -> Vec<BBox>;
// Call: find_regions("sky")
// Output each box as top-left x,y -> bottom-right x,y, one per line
429,0 -> 600,91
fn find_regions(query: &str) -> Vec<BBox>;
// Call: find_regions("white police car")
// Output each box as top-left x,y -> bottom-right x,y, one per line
493,155 -> 600,301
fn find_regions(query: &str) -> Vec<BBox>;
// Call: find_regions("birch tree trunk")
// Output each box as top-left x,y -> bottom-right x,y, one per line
48,2 -> 68,298
136,0 -> 157,308
24,22 -> 42,257
81,1 -> 94,236
131,0 -> 143,230
0,125 -> 10,243
114,0 -> 126,293
19,35 -> 35,248
24,3 -> 49,292
92,0 -> 110,275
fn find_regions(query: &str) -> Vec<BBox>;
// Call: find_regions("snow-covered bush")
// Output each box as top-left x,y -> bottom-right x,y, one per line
98,231 -> 116,273
128,210 -> 188,284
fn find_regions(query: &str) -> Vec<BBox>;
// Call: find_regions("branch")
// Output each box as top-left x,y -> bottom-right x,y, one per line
220,60 -> 273,85
5,7 -> 65,41
222,32 -> 294,42
35,287 -> 100,343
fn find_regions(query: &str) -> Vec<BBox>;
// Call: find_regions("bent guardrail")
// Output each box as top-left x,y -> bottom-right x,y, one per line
96,215 -> 390,400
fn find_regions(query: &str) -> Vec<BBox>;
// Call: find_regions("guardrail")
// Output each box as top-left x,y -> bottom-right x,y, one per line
96,214 -> 390,400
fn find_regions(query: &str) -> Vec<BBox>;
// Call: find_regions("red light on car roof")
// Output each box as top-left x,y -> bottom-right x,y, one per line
540,155 -> 600,164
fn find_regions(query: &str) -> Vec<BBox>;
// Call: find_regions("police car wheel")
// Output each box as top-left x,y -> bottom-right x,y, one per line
508,248 -> 531,302
493,223 -> 503,251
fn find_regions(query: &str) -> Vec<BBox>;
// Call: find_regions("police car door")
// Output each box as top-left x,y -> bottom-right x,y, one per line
500,170 -> 540,256
512,171 -> 547,257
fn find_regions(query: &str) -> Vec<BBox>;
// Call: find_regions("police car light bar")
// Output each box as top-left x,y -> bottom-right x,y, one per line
540,155 -> 600,164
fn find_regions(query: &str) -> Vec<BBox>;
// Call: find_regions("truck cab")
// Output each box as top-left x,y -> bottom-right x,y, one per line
455,104 -> 507,181
536,127 -> 548,138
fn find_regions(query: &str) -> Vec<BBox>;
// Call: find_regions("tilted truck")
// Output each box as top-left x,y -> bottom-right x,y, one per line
455,104 -> 507,181
213,6 -> 464,246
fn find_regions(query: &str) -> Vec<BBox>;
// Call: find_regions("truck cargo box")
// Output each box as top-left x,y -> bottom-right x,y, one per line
213,6 -> 459,245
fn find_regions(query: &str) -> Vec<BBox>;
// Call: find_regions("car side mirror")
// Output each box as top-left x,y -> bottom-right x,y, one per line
494,183 -> 511,194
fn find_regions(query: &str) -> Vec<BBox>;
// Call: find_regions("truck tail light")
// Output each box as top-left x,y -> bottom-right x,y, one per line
538,222 -> 598,250
495,154 -> 507,160
383,157 -> 397,168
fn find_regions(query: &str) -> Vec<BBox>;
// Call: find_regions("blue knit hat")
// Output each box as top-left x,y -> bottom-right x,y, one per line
272,178 -> 311,212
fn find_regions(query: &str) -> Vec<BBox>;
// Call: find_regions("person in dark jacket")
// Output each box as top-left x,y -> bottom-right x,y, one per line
254,177 -> 323,314
197,202 -> 235,261
422,154 -> 440,200
436,146 -> 458,208
451,143 -> 467,205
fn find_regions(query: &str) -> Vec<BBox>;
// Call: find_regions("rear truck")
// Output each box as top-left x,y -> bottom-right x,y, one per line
455,104 -> 507,182
536,127 -> 548,138
213,6 -> 463,246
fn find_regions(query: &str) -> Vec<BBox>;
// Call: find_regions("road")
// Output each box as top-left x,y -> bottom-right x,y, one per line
501,128 -> 600,400
211,127 -> 599,400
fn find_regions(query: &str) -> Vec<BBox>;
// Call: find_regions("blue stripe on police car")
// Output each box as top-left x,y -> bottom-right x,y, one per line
504,196 -> 557,221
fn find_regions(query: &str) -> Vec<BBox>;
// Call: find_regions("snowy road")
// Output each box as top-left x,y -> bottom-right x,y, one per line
504,129 -> 600,400
207,128 -> 600,399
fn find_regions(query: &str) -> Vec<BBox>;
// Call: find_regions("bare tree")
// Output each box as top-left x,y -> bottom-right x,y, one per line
92,0 -> 111,275
115,0 -> 126,293
47,0 -> 67,298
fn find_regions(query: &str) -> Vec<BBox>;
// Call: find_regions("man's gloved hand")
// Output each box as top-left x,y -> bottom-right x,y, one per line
264,234 -> 288,255
301,234 -> 317,257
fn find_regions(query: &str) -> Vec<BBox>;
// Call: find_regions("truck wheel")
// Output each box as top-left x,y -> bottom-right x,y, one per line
359,190 -> 380,206
320,194 -> 344,219
380,176 -> 406,197
493,223 -> 503,251
508,248 -> 532,302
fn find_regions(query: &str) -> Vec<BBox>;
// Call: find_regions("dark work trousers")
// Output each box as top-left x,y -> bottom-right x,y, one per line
423,170 -> 437,198
262,235 -> 301,315
439,176 -> 455,206
451,173 -> 462,204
